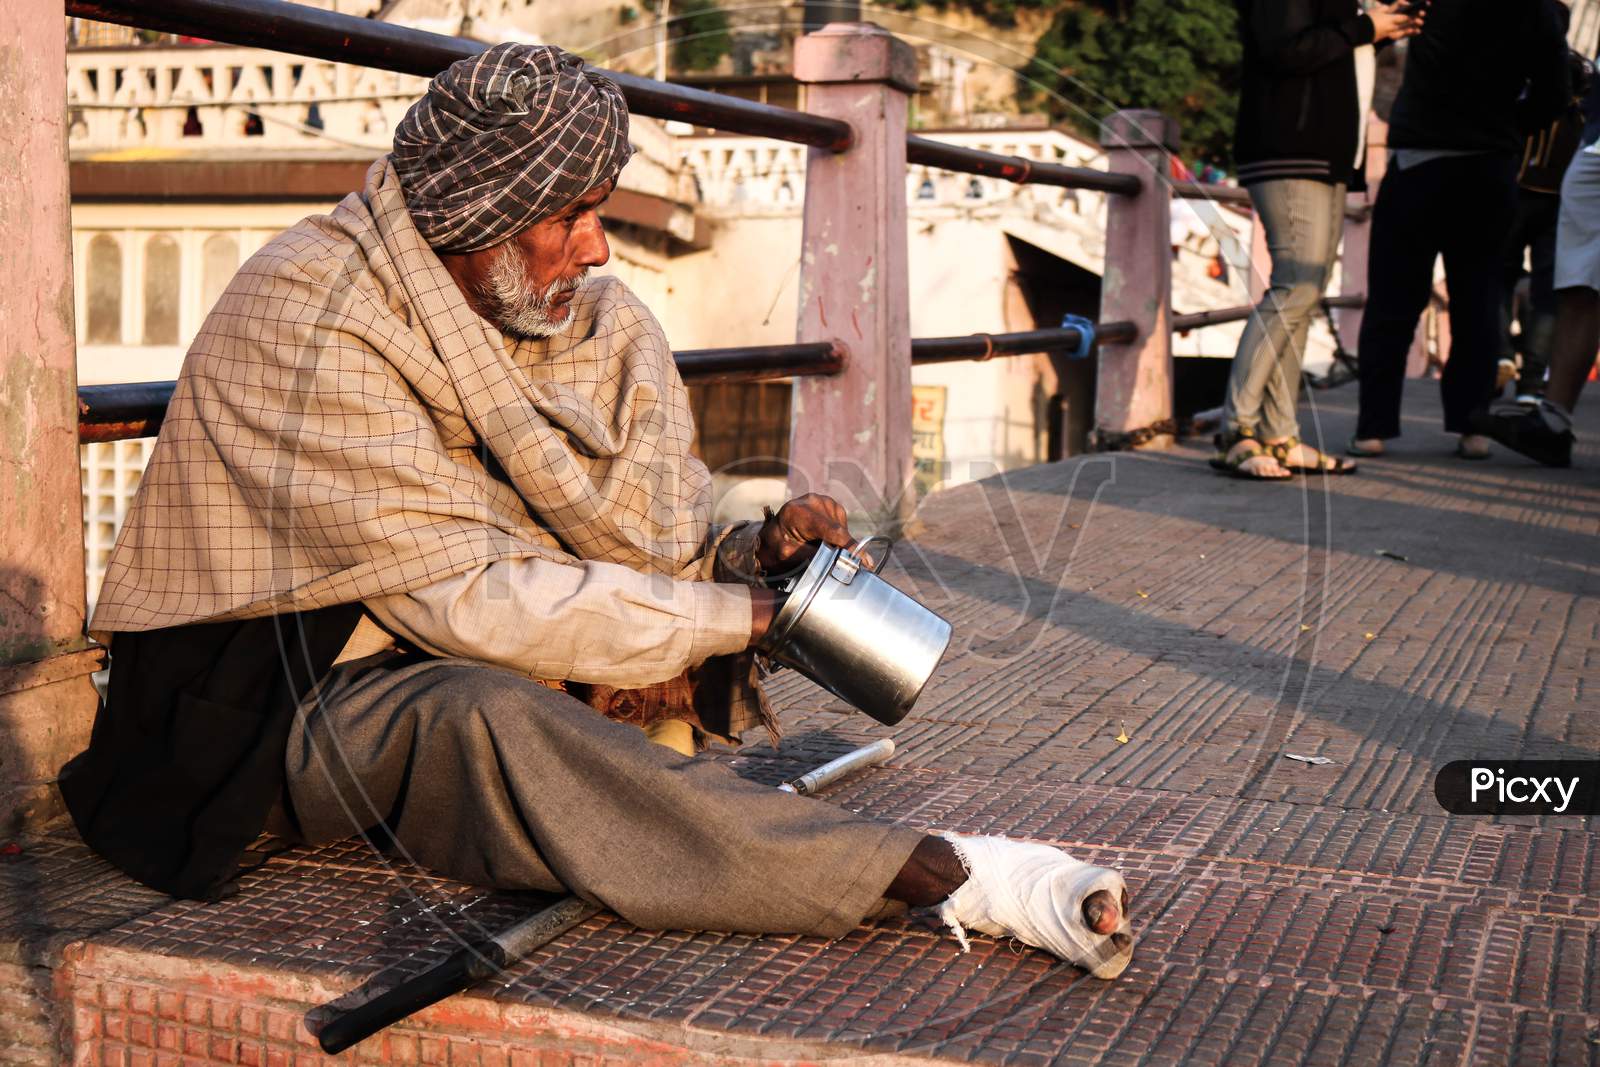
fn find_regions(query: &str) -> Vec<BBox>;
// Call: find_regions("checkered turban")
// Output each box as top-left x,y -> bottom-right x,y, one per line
393,43 -> 632,254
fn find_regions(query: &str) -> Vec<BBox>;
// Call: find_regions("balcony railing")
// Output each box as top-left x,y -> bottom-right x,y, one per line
80,323 -> 1131,441
67,0 -> 1367,500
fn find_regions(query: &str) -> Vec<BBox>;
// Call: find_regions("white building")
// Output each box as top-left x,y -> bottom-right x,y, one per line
65,13 -> 1328,605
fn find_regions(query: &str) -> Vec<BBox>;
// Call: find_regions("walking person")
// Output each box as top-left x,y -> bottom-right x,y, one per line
1349,0 -> 1571,460
1475,62 -> 1600,466
1495,11 -> 1590,401
1216,0 -> 1422,480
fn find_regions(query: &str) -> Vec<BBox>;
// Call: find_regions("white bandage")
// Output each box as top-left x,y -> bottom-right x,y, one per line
935,832 -> 1134,979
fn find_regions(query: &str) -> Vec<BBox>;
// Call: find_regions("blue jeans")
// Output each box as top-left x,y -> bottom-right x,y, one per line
1225,179 -> 1345,441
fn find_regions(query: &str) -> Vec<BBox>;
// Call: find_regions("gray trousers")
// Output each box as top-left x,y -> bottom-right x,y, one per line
1225,178 -> 1346,441
280,652 -> 921,938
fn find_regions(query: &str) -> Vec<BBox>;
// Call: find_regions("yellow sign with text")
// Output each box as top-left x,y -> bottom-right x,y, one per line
911,385 -> 946,495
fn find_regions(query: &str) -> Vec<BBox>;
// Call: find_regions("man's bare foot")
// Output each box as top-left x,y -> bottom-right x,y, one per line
1348,437 -> 1385,456
926,833 -> 1135,978
887,836 -> 1126,937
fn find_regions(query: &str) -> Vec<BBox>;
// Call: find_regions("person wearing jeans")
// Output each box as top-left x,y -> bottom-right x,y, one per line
1219,0 -> 1422,479
1224,178 -> 1350,470
1350,0 -> 1570,459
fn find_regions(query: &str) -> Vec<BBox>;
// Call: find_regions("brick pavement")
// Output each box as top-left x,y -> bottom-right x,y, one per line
2,381 -> 1597,1066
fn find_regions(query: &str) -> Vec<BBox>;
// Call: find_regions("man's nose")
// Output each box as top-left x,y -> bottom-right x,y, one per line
576,214 -> 609,268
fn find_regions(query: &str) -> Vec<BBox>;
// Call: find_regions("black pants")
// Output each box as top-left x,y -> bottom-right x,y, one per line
1356,153 -> 1518,439
1498,190 -> 1560,392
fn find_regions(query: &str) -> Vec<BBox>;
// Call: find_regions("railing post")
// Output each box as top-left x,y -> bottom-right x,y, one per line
1338,111 -> 1385,359
1337,193 -> 1369,350
1096,109 -> 1179,449
0,0 -> 99,834
790,22 -> 915,527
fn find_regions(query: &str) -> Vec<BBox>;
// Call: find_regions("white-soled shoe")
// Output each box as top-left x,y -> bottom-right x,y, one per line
935,832 -> 1134,979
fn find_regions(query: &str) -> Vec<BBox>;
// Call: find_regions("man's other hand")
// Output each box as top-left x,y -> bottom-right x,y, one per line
756,494 -> 854,575
749,587 -> 783,650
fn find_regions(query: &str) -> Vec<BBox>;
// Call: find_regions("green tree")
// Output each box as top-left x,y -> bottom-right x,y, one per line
1024,0 -> 1241,168
877,0 -> 1052,26
639,0 -> 732,72
671,0 -> 733,72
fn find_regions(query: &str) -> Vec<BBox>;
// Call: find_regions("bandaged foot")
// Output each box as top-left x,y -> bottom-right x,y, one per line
935,832 -> 1134,979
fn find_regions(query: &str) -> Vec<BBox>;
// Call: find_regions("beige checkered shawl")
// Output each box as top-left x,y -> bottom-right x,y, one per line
92,158 -> 719,634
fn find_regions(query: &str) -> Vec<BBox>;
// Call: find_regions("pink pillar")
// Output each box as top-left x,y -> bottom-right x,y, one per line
0,0 -> 99,833
790,23 -> 915,526
1096,110 -> 1178,449
1339,111 -> 1383,361
1337,192 -> 1370,350
1408,306 -> 1435,378
1432,296 -> 1452,373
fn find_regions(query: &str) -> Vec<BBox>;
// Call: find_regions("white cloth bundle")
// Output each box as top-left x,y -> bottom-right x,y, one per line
936,832 -> 1134,979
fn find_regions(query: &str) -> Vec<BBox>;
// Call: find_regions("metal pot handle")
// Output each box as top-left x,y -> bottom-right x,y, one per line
846,536 -> 893,574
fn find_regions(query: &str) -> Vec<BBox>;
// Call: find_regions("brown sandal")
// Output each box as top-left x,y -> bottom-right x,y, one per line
1209,429 -> 1292,480
1266,437 -> 1358,475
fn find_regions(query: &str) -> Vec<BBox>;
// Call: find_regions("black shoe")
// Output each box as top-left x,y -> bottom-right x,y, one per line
1469,404 -> 1573,467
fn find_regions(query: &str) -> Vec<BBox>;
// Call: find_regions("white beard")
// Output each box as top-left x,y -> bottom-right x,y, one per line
477,243 -> 587,339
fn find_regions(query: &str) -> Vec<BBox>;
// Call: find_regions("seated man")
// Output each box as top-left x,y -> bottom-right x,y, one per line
59,44 -> 1133,978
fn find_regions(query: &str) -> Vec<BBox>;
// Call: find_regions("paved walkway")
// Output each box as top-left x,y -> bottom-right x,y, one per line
4,381 -> 1598,1066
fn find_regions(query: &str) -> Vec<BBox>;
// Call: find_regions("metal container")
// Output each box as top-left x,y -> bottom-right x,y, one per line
763,538 -> 952,726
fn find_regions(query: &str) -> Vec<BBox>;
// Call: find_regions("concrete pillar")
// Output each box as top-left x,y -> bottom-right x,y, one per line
1337,192 -> 1370,350
1339,111 -> 1383,362
1430,292 -> 1452,374
1096,110 -> 1178,449
790,22 -> 915,528
0,1 -> 99,834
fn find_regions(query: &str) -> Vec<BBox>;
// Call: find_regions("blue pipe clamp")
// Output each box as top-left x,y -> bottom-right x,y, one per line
1060,314 -> 1096,360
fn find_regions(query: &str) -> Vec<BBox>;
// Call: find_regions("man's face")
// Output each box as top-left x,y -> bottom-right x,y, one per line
439,180 -> 614,338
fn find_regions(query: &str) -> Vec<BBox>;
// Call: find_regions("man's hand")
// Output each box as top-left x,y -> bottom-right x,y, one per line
1369,1 -> 1425,43
749,587 -> 783,650
755,494 -> 855,576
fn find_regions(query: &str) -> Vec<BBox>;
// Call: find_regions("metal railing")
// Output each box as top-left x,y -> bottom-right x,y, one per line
66,0 -> 1159,445
79,325 -> 1144,442
1172,296 -> 1366,334
66,0 -> 1366,453
1171,305 -> 1254,333
911,323 -> 1135,366
1173,179 -> 1372,221
1170,180 -> 1252,207
67,0 -> 1142,197
905,137 -> 1141,196
67,0 -> 854,149
79,343 -> 848,441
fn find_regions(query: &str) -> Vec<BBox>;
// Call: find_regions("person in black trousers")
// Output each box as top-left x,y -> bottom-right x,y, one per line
1351,0 -> 1570,459
1497,24 -> 1590,402
1474,68 -> 1600,466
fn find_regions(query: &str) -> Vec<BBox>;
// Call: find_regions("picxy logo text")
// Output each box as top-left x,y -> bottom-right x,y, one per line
1434,760 -> 1599,816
